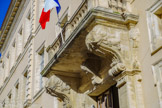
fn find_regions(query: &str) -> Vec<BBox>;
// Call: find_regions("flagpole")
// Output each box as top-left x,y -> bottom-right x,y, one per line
57,14 -> 65,44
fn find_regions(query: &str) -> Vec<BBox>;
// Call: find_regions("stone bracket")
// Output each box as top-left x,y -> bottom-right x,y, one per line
45,75 -> 72,108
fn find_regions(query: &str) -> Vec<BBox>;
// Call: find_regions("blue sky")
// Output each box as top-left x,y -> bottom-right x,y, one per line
0,0 -> 11,29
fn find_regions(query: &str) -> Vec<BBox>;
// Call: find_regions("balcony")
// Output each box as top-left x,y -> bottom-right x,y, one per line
41,0 -> 139,107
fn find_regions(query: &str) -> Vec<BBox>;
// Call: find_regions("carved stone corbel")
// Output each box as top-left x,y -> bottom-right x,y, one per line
108,58 -> 126,77
45,75 -> 72,108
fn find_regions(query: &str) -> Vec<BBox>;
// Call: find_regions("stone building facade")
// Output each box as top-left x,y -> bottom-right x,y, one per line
0,0 -> 161,108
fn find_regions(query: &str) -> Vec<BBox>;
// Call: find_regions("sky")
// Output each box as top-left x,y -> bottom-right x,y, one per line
0,0 -> 11,29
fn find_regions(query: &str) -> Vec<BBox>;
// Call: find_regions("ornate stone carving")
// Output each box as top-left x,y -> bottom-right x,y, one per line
85,25 -> 127,77
86,25 -> 121,53
109,58 -> 126,77
45,75 -> 72,108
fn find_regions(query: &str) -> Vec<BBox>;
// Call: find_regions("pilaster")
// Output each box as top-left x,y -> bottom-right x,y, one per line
115,71 -> 145,108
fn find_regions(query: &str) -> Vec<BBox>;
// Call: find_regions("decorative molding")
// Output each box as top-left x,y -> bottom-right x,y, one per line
0,0 -> 23,49
0,0 -> 30,52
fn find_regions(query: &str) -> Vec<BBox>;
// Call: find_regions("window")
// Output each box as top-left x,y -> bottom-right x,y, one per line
16,26 -> 23,58
152,60 -> 162,107
34,45 -> 45,95
147,1 -> 162,52
4,52 -> 10,79
40,51 -> 44,71
39,50 -> 44,89
96,86 -> 119,108
24,10 -> 31,45
10,39 -> 16,69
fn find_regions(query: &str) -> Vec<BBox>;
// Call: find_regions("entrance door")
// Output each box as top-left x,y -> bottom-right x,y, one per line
96,85 -> 119,108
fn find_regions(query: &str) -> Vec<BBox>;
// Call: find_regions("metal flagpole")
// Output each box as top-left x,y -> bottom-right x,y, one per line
57,14 -> 65,44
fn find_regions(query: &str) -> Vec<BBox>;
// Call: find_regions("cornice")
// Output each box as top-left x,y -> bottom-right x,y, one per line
0,0 -> 22,50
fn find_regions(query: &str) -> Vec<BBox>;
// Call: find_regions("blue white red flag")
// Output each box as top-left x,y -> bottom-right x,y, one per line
39,0 -> 61,29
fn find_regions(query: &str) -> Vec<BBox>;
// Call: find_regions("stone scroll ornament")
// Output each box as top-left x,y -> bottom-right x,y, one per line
108,58 -> 126,77
45,75 -> 72,108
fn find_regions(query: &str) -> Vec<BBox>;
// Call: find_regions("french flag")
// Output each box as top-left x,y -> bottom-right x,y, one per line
39,0 -> 61,29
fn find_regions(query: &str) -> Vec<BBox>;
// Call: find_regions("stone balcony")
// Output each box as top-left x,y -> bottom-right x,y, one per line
41,0 -> 144,108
